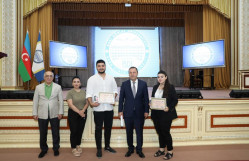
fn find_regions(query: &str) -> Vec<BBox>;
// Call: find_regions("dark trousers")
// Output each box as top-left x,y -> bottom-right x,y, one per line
124,113 -> 145,152
68,109 -> 87,148
152,113 -> 173,151
93,110 -> 114,150
38,117 -> 60,152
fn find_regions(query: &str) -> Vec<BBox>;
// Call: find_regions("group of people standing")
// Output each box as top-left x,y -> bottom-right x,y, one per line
32,59 -> 178,160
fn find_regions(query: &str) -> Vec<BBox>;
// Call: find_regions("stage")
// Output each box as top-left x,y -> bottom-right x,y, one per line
0,88 -> 249,148
61,87 -> 233,100
1,144 -> 249,161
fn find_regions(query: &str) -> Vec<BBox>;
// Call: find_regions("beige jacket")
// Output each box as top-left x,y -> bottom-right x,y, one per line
32,82 -> 64,119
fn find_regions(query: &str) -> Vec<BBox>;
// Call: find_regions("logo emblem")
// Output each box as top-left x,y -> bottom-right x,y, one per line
105,30 -> 149,75
33,50 -> 43,63
61,47 -> 78,65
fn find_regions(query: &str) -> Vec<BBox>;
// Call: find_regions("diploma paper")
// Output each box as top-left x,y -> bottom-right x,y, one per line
120,115 -> 124,127
98,92 -> 115,104
150,97 -> 166,110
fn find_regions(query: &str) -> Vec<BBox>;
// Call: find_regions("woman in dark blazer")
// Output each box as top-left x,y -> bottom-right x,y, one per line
151,70 -> 178,160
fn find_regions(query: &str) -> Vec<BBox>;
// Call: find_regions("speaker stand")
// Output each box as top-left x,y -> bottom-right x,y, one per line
210,68 -> 215,90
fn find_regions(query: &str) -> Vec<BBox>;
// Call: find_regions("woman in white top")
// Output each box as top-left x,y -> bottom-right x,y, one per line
151,70 -> 178,160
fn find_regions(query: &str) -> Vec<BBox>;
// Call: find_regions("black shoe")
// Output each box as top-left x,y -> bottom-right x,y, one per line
163,152 -> 173,160
104,147 -> 116,153
38,151 -> 47,158
154,150 -> 165,157
54,150 -> 59,156
96,149 -> 102,158
137,151 -> 145,158
125,150 -> 134,157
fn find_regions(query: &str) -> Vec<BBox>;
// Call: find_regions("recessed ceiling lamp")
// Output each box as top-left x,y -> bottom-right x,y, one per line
125,0 -> 131,7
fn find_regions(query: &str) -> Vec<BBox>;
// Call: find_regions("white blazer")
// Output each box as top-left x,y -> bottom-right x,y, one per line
32,82 -> 64,119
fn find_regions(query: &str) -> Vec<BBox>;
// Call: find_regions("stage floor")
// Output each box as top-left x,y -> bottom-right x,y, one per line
62,87 -> 233,100
1,144 -> 249,161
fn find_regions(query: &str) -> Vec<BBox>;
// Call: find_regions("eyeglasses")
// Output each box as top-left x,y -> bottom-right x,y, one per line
45,75 -> 53,78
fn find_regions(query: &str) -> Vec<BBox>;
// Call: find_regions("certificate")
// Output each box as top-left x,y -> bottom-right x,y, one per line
98,92 -> 115,104
150,97 -> 166,110
120,115 -> 124,127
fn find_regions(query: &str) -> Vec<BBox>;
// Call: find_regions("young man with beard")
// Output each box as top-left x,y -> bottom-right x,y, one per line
86,59 -> 118,158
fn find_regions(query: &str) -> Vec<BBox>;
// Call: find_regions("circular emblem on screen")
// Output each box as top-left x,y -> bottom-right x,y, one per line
105,30 -> 149,75
192,45 -> 213,65
61,47 -> 78,65
33,50 -> 43,63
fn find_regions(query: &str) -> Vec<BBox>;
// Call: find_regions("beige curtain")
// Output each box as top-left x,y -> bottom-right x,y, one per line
202,6 -> 231,89
184,6 -> 231,89
183,11 -> 203,87
208,0 -> 231,18
23,3 -> 53,90
23,0 -> 48,17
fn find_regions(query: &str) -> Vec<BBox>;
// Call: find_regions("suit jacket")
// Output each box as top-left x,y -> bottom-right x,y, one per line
151,84 -> 178,120
119,79 -> 149,118
33,82 -> 64,119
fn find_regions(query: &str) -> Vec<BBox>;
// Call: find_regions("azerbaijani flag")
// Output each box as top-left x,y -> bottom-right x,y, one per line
32,31 -> 45,82
18,31 -> 32,82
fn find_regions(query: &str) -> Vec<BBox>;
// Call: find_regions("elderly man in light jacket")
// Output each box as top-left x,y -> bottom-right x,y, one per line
33,71 -> 64,158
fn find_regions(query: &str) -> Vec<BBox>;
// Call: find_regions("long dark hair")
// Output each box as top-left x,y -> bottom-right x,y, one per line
157,70 -> 170,98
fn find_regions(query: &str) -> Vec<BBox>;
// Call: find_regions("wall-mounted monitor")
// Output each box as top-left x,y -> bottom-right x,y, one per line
182,39 -> 225,69
49,41 -> 87,68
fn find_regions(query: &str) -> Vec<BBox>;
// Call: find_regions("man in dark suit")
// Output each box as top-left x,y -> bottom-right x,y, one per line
118,67 -> 149,158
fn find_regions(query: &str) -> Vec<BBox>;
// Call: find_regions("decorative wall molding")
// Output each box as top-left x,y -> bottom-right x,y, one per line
1,0 -> 17,88
0,0 -> 3,88
211,114 -> 249,128
239,0 -> 249,71
1,99 -> 249,148
239,71 -> 249,89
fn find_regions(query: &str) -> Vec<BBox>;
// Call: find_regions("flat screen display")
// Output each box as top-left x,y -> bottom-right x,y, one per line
182,39 -> 225,69
49,41 -> 87,68
94,27 -> 160,77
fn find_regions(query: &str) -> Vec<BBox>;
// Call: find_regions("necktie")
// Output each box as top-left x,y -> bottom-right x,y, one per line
132,81 -> 136,98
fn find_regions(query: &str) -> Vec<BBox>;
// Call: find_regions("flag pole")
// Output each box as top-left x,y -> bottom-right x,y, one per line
27,29 -> 30,90
28,80 -> 30,90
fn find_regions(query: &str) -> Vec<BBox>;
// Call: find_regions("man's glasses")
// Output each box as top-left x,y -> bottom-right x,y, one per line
45,75 -> 53,78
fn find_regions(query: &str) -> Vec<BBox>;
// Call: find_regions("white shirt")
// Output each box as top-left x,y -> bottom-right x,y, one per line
86,73 -> 118,111
130,79 -> 138,93
155,88 -> 163,98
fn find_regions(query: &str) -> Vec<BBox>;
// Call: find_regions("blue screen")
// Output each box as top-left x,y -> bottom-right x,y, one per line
94,27 -> 160,77
182,40 -> 225,69
49,41 -> 87,68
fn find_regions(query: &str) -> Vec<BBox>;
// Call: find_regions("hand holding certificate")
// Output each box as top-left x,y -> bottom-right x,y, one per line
98,92 -> 115,104
150,97 -> 166,110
